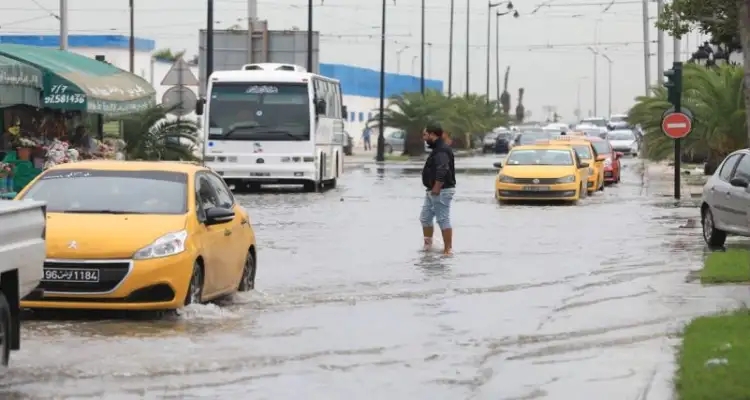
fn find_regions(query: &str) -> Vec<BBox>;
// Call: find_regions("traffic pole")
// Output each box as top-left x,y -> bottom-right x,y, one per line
673,62 -> 682,200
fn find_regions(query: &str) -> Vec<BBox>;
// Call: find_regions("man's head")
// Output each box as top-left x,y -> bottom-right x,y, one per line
423,122 -> 443,148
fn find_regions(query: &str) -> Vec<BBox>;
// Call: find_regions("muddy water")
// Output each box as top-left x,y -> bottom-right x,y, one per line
0,159 -> 742,399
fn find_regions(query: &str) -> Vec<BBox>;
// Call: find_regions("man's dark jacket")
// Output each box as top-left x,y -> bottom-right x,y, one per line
422,139 -> 456,190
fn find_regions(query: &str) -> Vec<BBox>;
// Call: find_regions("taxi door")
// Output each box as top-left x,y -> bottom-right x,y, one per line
591,144 -> 606,187
204,172 -> 247,290
574,152 -> 589,196
194,174 -> 229,298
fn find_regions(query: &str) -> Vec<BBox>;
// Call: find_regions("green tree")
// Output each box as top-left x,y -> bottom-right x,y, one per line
368,90 -> 508,155
152,48 -> 186,63
121,105 -> 200,161
628,64 -> 745,171
500,66 -> 511,115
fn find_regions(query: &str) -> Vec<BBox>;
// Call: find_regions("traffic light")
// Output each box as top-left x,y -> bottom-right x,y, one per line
663,61 -> 683,108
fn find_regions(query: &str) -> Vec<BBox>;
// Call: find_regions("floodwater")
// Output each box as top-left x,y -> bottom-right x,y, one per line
0,158 -> 744,399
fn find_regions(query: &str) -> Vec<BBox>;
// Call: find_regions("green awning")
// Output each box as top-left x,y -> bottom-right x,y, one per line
0,44 -> 156,116
0,54 -> 42,107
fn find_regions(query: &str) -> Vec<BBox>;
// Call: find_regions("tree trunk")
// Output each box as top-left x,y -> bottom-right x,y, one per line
404,129 -> 425,156
739,0 -> 750,147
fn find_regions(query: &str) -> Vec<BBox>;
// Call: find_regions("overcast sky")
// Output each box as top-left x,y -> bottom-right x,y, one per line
2,0 -> 708,120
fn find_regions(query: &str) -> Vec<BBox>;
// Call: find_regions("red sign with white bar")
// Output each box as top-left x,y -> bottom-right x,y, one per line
661,112 -> 692,139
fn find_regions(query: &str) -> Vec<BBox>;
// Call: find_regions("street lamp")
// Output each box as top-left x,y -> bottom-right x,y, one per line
486,1 -> 516,102
495,9 -> 517,103
420,0 -> 426,94
307,0 -> 313,71
587,46 -> 598,116
396,45 -> 409,73
447,0 -> 455,96
601,53 -> 613,117
689,42 -> 713,66
376,0 -> 390,162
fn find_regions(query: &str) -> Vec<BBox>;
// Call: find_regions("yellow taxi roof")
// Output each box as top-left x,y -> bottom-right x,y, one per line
549,137 -> 590,144
45,160 -> 206,174
511,143 -> 575,152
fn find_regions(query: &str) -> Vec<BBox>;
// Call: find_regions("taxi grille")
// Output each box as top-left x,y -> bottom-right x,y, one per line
511,177 -> 560,184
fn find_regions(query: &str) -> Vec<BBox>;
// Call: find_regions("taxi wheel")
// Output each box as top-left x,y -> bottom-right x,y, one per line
184,262 -> 204,306
0,293 -> 10,367
238,251 -> 257,291
598,178 -> 605,191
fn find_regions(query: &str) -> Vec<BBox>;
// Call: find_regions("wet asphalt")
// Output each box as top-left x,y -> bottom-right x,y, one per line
0,157 -> 744,400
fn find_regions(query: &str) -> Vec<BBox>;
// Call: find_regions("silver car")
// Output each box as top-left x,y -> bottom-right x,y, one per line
383,130 -> 406,154
701,149 -> 750,246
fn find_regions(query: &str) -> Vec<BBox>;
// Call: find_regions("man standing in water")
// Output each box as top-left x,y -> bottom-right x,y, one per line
419,122 -> 456,255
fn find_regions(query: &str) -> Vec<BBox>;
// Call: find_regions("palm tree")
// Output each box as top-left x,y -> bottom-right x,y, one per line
368,90 -> 508,155
628,63 -> 745,172
500,66 -> 511,115
515,88 -> 525,123
120,105 -> 200,161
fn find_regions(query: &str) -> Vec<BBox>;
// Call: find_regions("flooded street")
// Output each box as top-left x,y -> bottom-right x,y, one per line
1,158 -> 743,399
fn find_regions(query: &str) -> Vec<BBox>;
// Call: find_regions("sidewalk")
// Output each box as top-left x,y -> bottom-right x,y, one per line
641,160 -> 705,199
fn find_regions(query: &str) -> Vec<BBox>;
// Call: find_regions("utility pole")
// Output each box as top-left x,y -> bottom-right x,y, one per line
656,0 -> 664,83
641,0 -> 651,94
420,0 -> 425,94
307,0 -> 314,71
448,0 -> 454,96
206,0 -> 214,80
495,12 -> 501,103
587,47 -> 598,116
376,0 -> 387,162
59,0 -> 68,50
601,53 -> 613,117
129,0 -> 135,73
465,0 -> 470,96
485,1 -> 499,102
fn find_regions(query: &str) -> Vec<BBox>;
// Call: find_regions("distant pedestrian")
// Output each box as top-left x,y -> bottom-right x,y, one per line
420,122 -> 456,255
362,127 -> 372,151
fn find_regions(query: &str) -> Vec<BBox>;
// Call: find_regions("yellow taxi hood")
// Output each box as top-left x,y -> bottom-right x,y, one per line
500,165 -> 575,178
46,213 -> 187,259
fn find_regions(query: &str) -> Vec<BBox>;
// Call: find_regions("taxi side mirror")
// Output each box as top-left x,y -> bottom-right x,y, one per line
595,155 -> 606,162
579,162 -> 589,168
493,162 -> 503,168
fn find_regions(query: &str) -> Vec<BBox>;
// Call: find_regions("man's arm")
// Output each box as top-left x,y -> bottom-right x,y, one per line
431,152 -> 450,194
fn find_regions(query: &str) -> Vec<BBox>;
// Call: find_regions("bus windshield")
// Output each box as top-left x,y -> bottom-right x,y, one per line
207,82 -> 310,141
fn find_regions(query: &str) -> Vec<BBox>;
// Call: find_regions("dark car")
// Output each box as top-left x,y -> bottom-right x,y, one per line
513,130 -> 551,146
343,132 -> 353,156
493,131 -> 514,154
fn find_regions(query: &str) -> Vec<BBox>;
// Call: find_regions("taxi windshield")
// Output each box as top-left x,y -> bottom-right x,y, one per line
506,149 -> 574,166
572,144 -> 593,159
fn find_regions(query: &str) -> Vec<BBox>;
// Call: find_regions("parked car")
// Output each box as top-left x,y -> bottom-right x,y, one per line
701,149 -> 750,247
493,130 -> 514,153
17,160 -> 258,311
384,130 -> 405,154
482,132 -> 500,153
343,131 -> 353,155
513,129 -> 551,147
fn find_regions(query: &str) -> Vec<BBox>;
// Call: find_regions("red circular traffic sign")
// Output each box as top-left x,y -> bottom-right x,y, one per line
661,112 -> 692,139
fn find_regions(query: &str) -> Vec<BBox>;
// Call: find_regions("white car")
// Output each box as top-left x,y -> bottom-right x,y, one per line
606,130 -> 639,156
701,149 -> 750,247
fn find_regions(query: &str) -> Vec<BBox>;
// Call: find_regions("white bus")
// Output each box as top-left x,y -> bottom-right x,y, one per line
196,63 -> 346,192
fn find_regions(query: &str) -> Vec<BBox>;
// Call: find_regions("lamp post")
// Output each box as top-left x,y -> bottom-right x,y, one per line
396,45 -> 409,73
307,0 -> 313,71
495,9 -> 517,103
420,0 -> 426,94
129,0 -> 134,73
587,46 -> 598,116
689,42 -> 713,66
376,0 -> 388,162
206,0 -> 214,79
600,53 -> 613,117
485,1 -> 515,102
447,0 -> 455,96
465,0 -> 470,96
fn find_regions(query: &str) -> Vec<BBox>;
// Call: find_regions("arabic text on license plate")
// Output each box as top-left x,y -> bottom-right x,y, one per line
250,172 -> 270,177
522,186 -> 550,191
42,268 -> 100,283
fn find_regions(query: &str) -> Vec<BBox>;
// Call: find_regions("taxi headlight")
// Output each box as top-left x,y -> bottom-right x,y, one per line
557,175 -> 576,183
498,174 -> 515,183
604,157 -> 612,167
133,230 -> 188,260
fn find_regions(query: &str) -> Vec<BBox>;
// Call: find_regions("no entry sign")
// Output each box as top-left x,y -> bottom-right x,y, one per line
662,112 -> 692,139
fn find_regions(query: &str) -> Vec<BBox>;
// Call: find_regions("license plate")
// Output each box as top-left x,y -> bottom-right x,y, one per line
249,172 -> 270,177
522,186 -> 550,191
42,268 -> 100,283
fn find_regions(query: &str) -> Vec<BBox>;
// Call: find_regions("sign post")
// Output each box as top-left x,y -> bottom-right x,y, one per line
662,61 -> 688,199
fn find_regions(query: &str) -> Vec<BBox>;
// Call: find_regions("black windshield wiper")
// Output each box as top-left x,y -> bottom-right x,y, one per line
222,122 -> 262,139
63,210 -> 144,214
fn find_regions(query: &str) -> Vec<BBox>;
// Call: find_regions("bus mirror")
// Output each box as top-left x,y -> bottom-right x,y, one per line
315,99 -> 327,115
342,105 -> 348,117
195,98 -> 205,115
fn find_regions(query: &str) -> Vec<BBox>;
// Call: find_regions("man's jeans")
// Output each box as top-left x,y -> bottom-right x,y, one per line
419,188 -> 456,230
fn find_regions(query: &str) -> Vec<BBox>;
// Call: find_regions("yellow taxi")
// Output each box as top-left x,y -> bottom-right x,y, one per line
16,160 -> 257,311
493,143 -> 590,202
550,136 -> 606,193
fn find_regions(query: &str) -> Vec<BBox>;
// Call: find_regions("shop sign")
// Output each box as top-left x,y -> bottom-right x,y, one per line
0,69 -> 41,88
